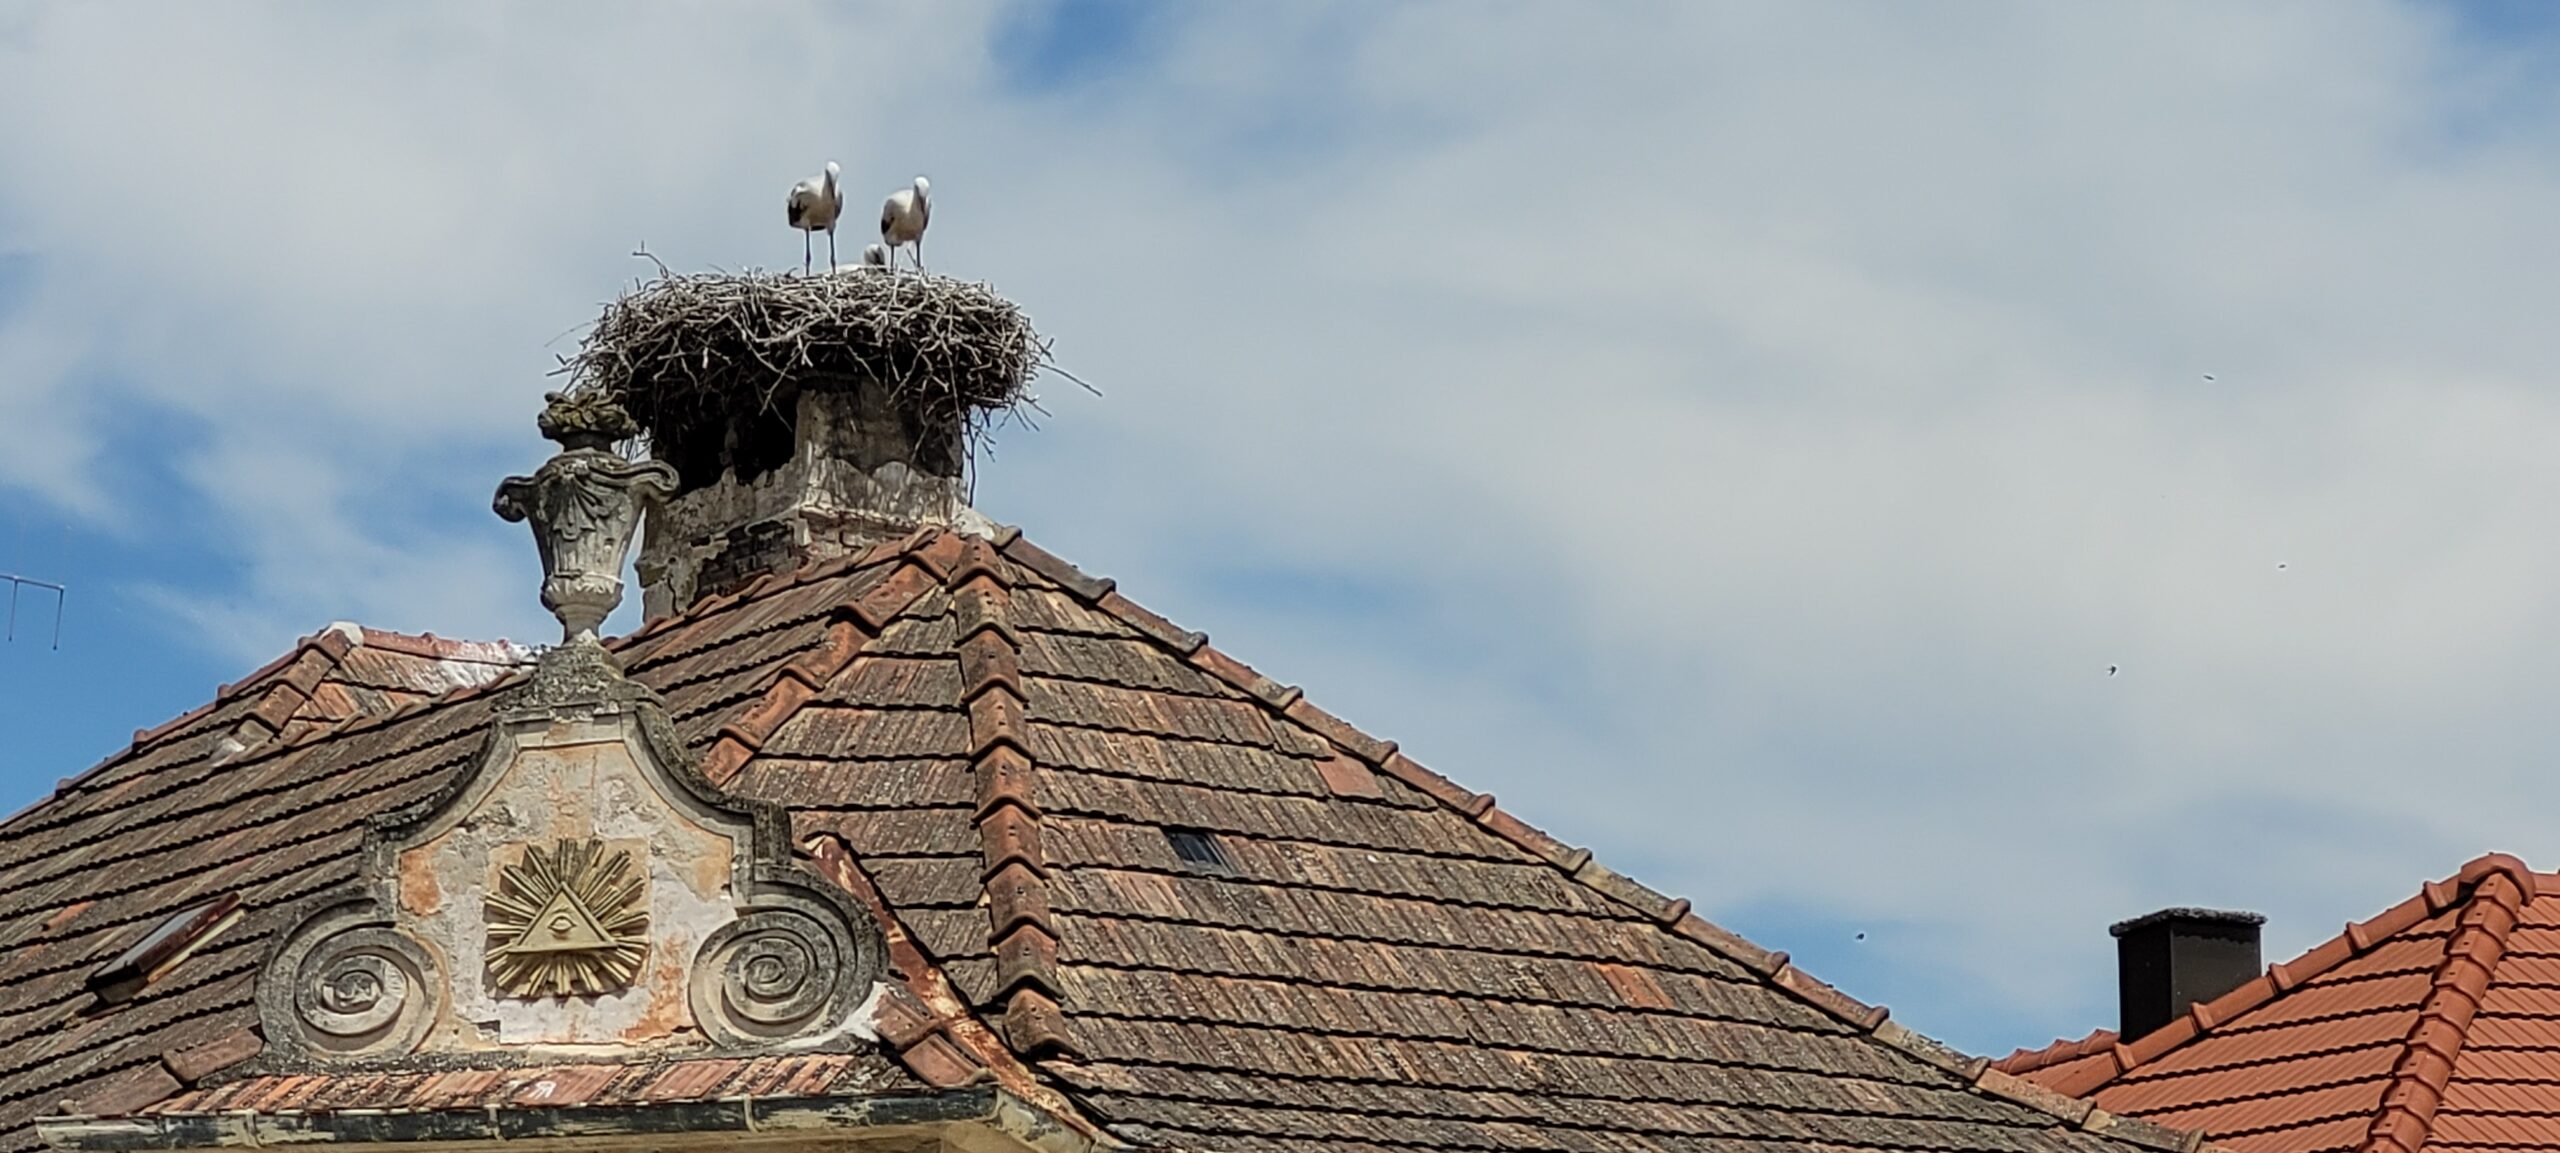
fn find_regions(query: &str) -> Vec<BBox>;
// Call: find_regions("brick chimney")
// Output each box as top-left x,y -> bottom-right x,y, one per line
635,379 -> 993,619
2110,907 -> 2264,1043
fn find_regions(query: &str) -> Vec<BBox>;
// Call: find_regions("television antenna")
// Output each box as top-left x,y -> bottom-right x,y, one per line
2,573 -> 65,649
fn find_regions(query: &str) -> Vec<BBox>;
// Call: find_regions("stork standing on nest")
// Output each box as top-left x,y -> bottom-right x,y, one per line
786,161 -> 844,273
880,176 -> 931,271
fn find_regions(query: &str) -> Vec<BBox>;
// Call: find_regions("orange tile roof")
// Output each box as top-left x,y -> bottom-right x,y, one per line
1995,854 -> 2560,1153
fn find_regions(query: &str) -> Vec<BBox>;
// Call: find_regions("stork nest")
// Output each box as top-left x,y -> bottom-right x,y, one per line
557,266 -> 1055,474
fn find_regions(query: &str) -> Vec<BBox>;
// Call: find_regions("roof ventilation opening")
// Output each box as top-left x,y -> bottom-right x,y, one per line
2110,907 -> 2263,1043
83,893 -> 243,1011
1165,828 -> 1238,876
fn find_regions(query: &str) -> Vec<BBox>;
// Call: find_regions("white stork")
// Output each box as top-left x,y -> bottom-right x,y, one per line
786,161 -> 844,273
880,176 -> 931,271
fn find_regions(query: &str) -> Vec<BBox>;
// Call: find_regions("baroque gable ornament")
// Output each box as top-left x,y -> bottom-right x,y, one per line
253,394 -> 883,1068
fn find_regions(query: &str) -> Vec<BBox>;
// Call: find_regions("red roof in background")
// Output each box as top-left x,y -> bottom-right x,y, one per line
1994,854 -> 2559,1153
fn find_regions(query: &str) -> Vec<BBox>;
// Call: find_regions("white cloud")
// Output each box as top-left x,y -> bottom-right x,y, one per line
0,301 -> 106,518
7,0 -> 2560,1049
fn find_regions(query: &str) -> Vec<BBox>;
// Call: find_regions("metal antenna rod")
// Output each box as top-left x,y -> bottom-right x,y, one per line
1,574 -> 66,650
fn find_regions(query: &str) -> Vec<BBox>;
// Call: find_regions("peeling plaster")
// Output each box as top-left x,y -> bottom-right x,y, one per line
396,718 -> 742,1050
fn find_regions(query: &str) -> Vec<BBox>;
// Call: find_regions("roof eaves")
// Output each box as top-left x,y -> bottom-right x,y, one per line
984,531 -> 2208,1151
35,1086 -> 1112,1153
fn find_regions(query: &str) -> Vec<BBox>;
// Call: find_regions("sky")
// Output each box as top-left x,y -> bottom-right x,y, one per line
5,0 -> 2560,1058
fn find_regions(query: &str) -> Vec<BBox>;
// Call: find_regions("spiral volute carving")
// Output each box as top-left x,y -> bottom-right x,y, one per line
287,927 -> 439,1056
692,909 -> 845,1043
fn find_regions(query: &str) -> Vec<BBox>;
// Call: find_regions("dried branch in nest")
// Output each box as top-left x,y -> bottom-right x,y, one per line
558,267 -> 1068,467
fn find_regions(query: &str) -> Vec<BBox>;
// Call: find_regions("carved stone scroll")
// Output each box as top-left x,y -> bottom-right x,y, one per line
260,902 -> 441,1060
690,899 -> 860,1046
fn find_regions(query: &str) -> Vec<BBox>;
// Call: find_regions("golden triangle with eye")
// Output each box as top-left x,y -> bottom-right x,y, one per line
485,839 -> 649,998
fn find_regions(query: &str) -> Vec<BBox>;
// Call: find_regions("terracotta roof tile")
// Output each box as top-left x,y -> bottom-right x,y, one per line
2,529 -> 2215,1153
2000,855 -> 2560,1153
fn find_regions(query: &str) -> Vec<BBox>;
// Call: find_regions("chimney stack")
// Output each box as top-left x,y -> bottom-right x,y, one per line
634,381 -> 984,618
570,272 -> 1041,621
2110,907 -> 2264,1043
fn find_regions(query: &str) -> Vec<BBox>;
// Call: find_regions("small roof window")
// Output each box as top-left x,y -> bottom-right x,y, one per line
85,893 -> 241,1008
1165,828 -> 1238,875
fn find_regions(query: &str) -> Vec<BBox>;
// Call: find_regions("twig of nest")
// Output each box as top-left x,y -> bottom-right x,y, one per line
558,265 -> 1081,468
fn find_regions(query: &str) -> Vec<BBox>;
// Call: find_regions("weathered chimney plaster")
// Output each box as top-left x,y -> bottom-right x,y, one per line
638,387 -> 992,619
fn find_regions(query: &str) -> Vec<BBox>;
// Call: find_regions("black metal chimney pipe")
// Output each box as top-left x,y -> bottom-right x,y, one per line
2111,908 -> 2264,1043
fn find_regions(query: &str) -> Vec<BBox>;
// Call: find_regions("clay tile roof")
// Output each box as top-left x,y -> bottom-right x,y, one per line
1994,853 -> 2558,1153
35,622 -> 530,800
0,530 -> 2222,1153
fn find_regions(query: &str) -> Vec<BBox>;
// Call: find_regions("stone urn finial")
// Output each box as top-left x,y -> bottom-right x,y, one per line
495,392 -> 678,646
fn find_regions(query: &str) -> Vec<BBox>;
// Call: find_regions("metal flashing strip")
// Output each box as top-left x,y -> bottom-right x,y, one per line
38,1087 -> 1107,1153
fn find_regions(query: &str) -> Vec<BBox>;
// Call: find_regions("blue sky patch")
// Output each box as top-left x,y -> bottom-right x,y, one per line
990,0 -> 1169,96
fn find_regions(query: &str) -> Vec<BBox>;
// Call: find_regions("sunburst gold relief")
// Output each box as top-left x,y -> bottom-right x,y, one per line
484,838 -> 650,997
